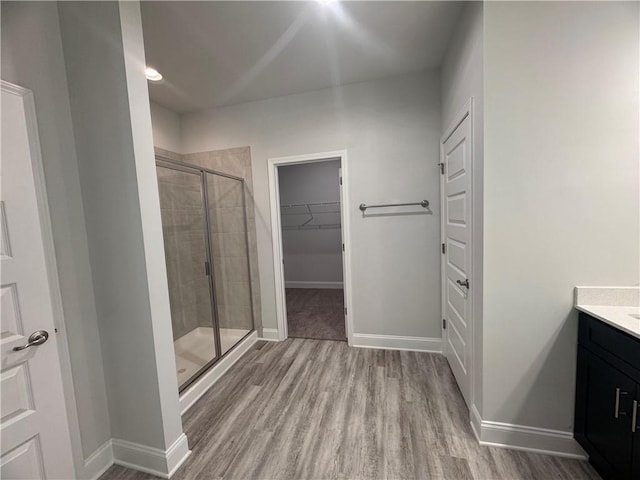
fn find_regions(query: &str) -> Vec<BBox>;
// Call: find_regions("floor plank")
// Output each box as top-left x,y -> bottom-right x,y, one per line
100,339 -> 600,480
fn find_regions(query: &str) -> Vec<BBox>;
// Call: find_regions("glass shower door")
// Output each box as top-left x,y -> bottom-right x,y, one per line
205,172 -> 254,355
156,164 -> 219,390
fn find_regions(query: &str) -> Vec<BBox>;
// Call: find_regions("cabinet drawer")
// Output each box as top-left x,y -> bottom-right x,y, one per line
579,313 -> 640,373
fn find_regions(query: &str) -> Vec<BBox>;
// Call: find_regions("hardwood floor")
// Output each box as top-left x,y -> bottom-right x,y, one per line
100,339 -> 600,480
286,288 -> 346,341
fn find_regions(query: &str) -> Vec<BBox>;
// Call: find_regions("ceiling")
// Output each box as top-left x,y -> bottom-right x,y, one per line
140,1 -> 463,113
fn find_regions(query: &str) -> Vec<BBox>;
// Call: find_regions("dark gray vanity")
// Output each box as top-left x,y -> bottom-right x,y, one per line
574,311 -> 640,479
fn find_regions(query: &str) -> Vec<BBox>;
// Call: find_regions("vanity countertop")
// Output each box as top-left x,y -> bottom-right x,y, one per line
575,286 -> 640,340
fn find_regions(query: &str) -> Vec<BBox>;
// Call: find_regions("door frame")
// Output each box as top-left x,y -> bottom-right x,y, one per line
267,150 -> 354,344
440,98 -> 475,410
1,81 -> 79,475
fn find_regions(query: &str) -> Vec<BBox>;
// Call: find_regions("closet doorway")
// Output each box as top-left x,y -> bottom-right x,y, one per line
268,151 -> 353,344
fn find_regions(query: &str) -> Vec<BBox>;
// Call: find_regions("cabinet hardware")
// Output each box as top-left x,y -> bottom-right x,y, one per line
456,278 -> 470,289
633,400 -> 638,433
615,388 -> 629,418
438,162 -> 444,175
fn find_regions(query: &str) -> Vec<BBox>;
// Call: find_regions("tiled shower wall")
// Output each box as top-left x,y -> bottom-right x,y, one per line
155,146 -> 262,335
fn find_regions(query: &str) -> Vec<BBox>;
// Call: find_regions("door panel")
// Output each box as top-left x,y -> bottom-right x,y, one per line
441,111 -> 472,407
584,352 -> 634,478
156,165 -> 219,390
205,173 -> 253,355
0,85 -> 75,478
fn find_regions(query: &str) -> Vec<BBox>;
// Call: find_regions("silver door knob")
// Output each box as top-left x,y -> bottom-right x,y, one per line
13,330 -> 49,351
456,279 -> 470,289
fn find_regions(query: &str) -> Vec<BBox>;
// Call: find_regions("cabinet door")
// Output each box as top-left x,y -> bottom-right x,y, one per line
585,352 -> 635,478
632,385 -> 640,480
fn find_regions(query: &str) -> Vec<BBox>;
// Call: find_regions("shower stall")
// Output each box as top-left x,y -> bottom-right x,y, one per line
156,157 -> 255,391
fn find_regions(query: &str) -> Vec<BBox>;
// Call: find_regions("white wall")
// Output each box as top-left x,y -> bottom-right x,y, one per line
150,101 -> 181,153
58,1 -> 186,469
1,2 -> 111,473
182,71 -> 443,340
279,160 -> 343,286
440,2 -> 484,415
484,0 -> 639,435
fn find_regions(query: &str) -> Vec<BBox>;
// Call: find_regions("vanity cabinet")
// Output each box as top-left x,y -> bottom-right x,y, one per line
575,312 -> 640,480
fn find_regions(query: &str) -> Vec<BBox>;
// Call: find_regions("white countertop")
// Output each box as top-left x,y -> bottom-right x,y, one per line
575,287 -> 640,340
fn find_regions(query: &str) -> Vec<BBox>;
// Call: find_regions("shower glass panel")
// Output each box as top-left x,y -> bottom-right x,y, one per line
206,172 -> 254,355
156,165 -> 218,390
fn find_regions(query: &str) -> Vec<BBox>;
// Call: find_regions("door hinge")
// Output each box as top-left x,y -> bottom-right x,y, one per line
443,318 -> 446,329
205,261 -> 211,276
441,243 -> 446,254
342,243 -> 345,252
438,162 -> 445,175
344,307 -> 347,316
339,176 -> 343,186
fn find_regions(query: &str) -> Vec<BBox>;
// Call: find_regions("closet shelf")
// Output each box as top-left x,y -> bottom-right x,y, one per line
280,201 -> 341,230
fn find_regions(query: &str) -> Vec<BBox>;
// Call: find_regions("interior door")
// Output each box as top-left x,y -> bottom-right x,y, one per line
1,83 -> 75,478
338,166 -> 347,340
441,111 -> 472,407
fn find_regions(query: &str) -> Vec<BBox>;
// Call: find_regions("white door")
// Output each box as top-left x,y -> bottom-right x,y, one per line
441,108 -> 473,407
1,82 -> 75,478
338,166 -> 347,340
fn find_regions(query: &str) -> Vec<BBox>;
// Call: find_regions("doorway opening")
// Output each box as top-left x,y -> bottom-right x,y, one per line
268,151 -> 353,344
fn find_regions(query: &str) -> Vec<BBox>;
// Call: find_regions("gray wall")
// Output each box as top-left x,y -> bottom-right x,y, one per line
151,101 -> 181,153
440,1 -> 484,415
58,0 -> 183,452
181,71 -> 442,339
1,1 -> 111,470
278,160 -> 343,286
483,1 -> 639,431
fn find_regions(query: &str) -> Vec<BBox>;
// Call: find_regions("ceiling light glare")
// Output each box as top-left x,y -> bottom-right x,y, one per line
316,0 -> 337,5
145,67 -> 163,82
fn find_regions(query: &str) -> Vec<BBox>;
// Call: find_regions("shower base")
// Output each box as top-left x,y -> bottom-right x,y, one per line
174,326 -> 250,388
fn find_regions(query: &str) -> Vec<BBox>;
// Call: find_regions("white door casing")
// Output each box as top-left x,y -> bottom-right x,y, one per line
267,151 -> 354,344
440,100 -> 474,408
0,82 -> 76,478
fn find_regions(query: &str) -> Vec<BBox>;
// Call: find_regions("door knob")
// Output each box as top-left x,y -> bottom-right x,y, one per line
13,330 -> 49,351
456,279 -> 470,289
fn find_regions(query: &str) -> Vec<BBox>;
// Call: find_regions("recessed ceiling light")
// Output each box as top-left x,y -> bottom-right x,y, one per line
145,67 -> 163,82
316,0 -> 337,5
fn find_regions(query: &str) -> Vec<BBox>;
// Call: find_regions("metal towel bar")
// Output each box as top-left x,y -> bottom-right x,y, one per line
359,200 -> 429,212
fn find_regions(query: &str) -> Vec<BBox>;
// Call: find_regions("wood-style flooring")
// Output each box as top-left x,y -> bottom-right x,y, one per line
100,339 -> 600,480
286,288 -> 345,341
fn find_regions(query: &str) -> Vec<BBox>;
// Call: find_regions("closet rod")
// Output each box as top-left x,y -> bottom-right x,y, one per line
359,200 -> 429,212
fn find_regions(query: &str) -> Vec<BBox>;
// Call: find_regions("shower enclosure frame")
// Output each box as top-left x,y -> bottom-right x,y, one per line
156,155 -> 256,393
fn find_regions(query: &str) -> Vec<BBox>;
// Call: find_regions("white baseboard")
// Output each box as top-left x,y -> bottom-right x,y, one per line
285,281 -> 343,289
112,434 -> 190,479
351,333 -> 442,353
471,405 -> 587,459
179,331 -> 258,415
258,328 -> 280,341
83,439 -> 114,480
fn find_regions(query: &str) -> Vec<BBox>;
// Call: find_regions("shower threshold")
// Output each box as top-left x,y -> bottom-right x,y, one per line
174,326 -> 250,388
